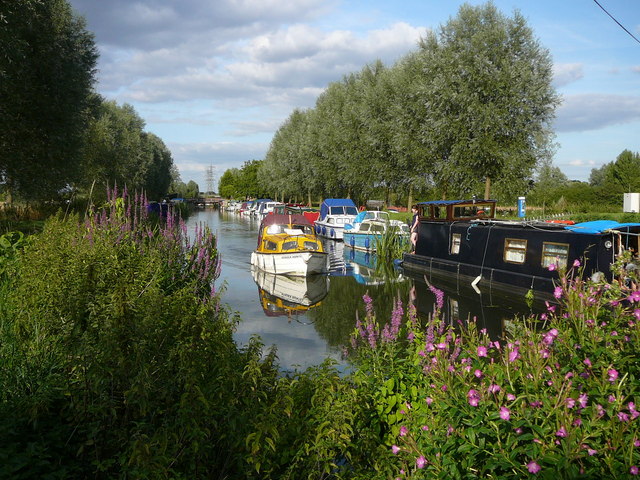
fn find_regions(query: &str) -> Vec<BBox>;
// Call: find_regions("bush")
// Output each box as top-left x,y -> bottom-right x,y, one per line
347,257 -> 640,478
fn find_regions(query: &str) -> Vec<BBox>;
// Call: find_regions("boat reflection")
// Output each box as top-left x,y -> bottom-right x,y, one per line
404,268 -> 549,340
251,266 -> 329,319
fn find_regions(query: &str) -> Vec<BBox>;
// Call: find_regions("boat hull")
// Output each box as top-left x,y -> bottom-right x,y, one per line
251,250 -> 329,276
315,221 -> 346,240
344,231 -> 409,252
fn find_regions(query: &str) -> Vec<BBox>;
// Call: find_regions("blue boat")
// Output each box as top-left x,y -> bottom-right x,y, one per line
343,210 -> 410,251
314,198 -> 358,240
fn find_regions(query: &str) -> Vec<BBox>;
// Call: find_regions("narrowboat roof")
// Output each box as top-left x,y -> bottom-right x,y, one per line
259,213 -> 313,227
565,220 -> 640,235
417,199 -> 497,206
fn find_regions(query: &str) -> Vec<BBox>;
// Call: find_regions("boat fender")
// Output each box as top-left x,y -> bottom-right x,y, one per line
471,275 -> 482,294
365,237 -> 370,249
350,236 -> 355,247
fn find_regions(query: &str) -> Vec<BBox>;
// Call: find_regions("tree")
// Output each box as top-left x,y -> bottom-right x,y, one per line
605,150 -> 640,193
0,0 -> 98,201
527,159 -> 569,210
416,2 -> 559,199
219,168 -> 240,199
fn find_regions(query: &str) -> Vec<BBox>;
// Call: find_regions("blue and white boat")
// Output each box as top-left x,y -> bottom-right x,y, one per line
314,198 -> 359,240
343,210 -> 410,251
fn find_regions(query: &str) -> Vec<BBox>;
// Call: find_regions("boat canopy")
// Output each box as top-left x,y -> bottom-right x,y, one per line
564,220 -> 640,235
260,213 -> 313,227
320,198 -> 357,219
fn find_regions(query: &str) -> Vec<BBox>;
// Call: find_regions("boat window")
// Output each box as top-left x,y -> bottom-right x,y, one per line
433,205 -> 446,221
282,241 -> 298,251
370,224 -> 385,233
360,224 -> 370,232
303,241 -> 319,251
264,240 -> 278,251
542,242 -> 569,270
345,206 -> 358,215
266,225 -> 283,235
450,233 -> 461,254
327,218 -> 334,224
504,238 -> 527,264
454,204 -> 489,219
329,207 -> 344,215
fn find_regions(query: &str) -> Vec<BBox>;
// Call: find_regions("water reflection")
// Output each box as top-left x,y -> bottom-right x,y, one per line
251,266 -> 329,321
188,210 -> 547,371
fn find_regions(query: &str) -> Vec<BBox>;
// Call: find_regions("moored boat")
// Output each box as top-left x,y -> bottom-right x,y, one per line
401,199 -> 640,298
314,198 -> 358,240
251,214 -> 329,276
343,210 -> 410,252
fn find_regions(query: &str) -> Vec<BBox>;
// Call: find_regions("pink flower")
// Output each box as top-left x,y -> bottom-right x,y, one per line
416,455 -> 427,469
474,369 -> 483,378
635,439 -> 640,448
527,460 -> 541,473
628,291 -> 640,303
556,426 -> 568,438
488,384 -> 501,394
583,357 -> 592,367
554,286 -> 563,299
573,259 -> 581,267
499,406 -> 510,421
392,445 -> 400,454
548,263 -> 557,271
631,466 -> 639,475
425,396 -> 433,406
468,389 -> 480,407
477,345 -> 487,357
507,393 -> 516,401
608,369 -> 619,382
578,393 -> 588,409
618,412 -> 630,422
634,309 -> 640,321
566,398 -> 576,409
399,426 -> 408,437
508,347 -> 520,362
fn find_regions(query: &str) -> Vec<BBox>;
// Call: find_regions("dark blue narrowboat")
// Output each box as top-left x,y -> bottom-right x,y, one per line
401,199 -> 640,298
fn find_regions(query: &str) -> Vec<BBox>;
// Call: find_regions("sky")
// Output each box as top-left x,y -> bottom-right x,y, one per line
67,0 -> 640,192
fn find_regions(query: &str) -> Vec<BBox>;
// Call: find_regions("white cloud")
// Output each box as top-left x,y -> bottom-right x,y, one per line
553,63 -> 583,87
555,93 -> 640,132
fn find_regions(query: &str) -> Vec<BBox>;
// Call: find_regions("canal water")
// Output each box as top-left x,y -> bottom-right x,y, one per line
186,209 -> 547,372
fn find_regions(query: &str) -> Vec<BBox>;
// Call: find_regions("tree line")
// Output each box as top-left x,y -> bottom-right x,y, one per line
251,3 -> 559,208
0,0 -> 181,204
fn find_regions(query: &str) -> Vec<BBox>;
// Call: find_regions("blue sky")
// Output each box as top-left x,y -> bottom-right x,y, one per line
68,0 -> 640,192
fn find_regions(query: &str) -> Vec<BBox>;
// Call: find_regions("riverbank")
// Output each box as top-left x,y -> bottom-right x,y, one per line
1,192 -> 640,478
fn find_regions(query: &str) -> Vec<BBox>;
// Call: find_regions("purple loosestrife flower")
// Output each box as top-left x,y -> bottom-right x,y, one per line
554,286 -> 563,299
499,407 -> 510,421
527,461 -> 541,474
416,456 -> 427,469
429,284 -> 444,310
608,369 -> 619,382
629,291 -> 640,303
363,293 -> 374,316
391,445 -> 400,454
556,427 -> 568,437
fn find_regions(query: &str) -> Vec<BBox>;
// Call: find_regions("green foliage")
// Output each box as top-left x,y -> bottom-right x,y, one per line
0,0 -> 98,201
347,257 -> 640,478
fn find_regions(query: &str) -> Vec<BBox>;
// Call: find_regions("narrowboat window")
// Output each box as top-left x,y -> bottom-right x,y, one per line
418,205 -> 430,219
282,241 -> 298,251
451,233 -> 461,254
264,241 -> 278,251
542,242 -> 569,269
504,238 -> 527,264
433,206 -> 446,220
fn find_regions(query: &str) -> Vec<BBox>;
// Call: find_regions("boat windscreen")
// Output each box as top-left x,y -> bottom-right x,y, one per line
345,206 -> 358,215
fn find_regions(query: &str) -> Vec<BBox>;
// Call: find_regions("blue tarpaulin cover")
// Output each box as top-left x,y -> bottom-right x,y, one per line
320,198 -> 357,220
565,221 -> 640,234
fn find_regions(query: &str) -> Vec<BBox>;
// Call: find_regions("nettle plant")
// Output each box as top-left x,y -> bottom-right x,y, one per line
349,256 -> 640,479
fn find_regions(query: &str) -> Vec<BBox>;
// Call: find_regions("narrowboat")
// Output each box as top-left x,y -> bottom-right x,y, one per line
401,199 -> 640,298
343,210 -> 410,252
251,213 -> 329,276
314,198 -> 359,240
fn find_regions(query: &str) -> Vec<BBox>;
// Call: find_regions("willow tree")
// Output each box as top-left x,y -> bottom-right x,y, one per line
0,0 -> 98,201
418,2 -> 559,200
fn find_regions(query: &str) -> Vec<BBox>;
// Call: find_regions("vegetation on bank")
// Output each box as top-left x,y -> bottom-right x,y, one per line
2,190 -> 640,479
